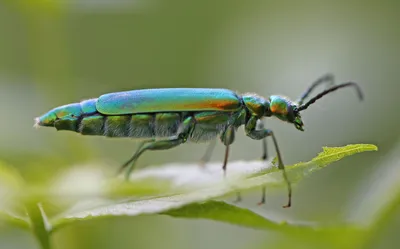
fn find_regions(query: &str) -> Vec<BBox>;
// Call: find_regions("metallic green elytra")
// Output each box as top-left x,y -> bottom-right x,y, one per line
35,74 -> 363,208
96,88 -> 241,115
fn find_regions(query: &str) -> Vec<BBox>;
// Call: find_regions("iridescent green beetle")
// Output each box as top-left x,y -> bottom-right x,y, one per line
35,74 -> 363,207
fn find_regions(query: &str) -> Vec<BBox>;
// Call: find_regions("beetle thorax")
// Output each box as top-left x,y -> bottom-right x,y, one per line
241,93 -> 269,117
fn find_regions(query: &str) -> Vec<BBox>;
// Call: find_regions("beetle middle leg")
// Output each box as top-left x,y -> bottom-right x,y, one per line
245,116 -> 292,208
193,111 -> 230,168
220,126 -> 244,203
122,116 -> 195,180
220,125 -> 235,177
258,120 -> 268,160
199,139 -> 217,168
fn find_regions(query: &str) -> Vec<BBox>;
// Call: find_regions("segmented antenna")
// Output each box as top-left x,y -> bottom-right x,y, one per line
297,73 -> 335,106
298,82 -> 363,111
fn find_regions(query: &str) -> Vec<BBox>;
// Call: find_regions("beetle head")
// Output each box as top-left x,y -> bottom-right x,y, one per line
268,95 -> 304,131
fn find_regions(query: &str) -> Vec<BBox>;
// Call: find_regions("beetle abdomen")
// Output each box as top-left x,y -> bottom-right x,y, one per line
79,114 -> 104,135
37,95 -> 241,142
128,114 -> 154,138
77,112 -> 182,138
129,113 -> 181,138
105,116 -> 131,137
36,89 -> 244,141
154,113 -> 181,137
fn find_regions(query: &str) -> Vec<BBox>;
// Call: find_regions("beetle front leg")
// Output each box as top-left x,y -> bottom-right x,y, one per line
123,116 -> 195,180
245,116 -> 292,208
233,121 -> 267,204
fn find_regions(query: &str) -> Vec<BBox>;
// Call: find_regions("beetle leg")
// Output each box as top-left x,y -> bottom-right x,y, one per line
199,139 -> 217,168
259,122 -> 268,204
123,138 -> 185,179
119,140 -> 153,174
257,120 -> 268,160
245,116 -> 292,208
123,116 -> 195,180
234,121 -> 268,203
220,126 -> 242,202
220,125 -> 235,176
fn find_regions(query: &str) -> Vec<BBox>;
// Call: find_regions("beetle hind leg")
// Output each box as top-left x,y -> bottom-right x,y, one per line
118,139 -> 155,176
122,116 -> 195,180
123,137 -> 187,180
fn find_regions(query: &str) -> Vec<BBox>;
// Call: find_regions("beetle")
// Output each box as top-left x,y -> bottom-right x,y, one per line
35,74 -> 363,208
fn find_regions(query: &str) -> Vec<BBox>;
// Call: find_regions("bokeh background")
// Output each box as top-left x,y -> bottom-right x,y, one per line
0,0 -> 399,248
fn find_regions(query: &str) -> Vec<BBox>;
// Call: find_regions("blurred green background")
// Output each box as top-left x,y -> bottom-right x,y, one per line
0,0 -> 399,248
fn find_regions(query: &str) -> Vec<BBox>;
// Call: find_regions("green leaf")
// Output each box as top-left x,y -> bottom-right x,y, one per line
162,200 -> 307,231
48,144 -> 376,232
312,144 -> 378,167
25,203 -> 51,249
0,161 -> 29,229
348,142 -> 400,248
281,144 -> 378,184
255,225 -> 367,249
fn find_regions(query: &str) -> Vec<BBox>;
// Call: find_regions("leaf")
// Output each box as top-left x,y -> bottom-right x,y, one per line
48,144 -> 376,232
162,200 -> 309,231
255,224 -> 367,249
0,161 -> 29,229
313,144 -> 378,167
281,144 -> 378,184
348,142 -> 400,248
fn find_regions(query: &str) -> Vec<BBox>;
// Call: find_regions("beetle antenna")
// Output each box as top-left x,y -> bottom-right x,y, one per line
298,82 -> 363,112
297,73 -> 335,106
